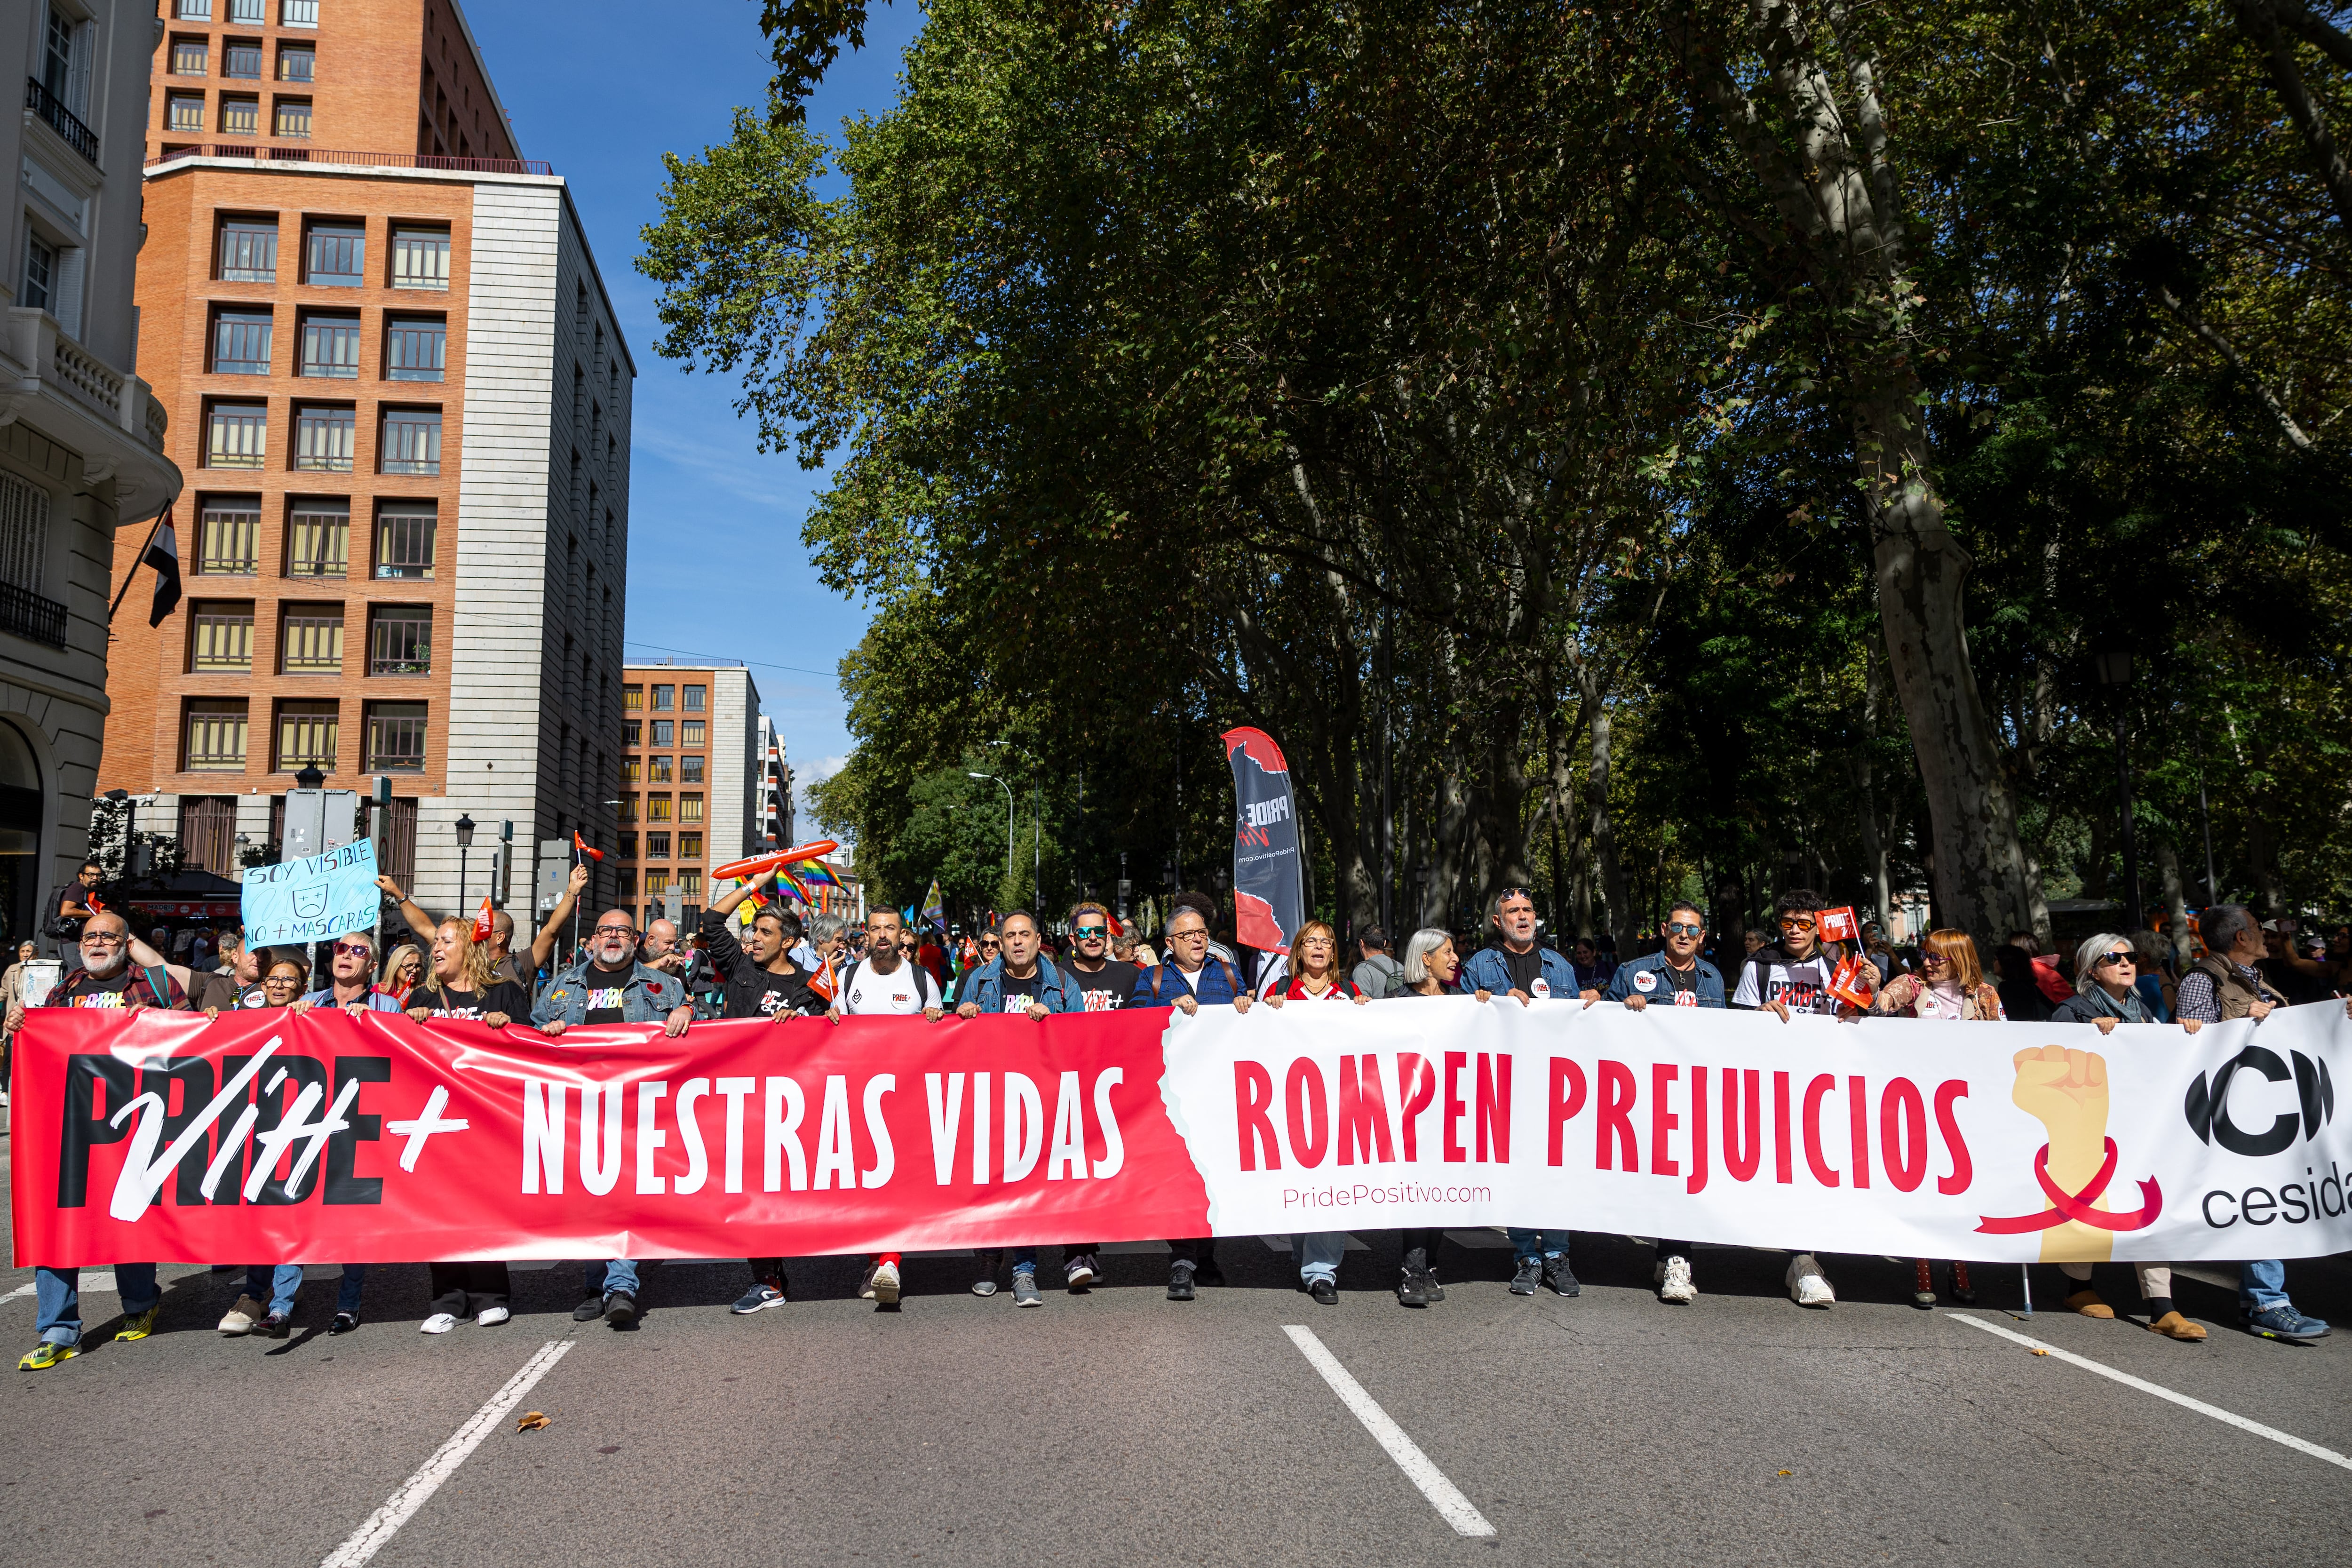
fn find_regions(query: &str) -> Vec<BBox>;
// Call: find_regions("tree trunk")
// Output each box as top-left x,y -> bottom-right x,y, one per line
1588,706 -> 1630,948
2157,839 -> 2192,966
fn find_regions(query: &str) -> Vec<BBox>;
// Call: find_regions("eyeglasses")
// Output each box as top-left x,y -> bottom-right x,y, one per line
333,941 -> 373,957
1779,915 -> 1818,931
593,923 -> 634,937
1664,922 -> 1703,937
1920,952 -> 1948,966
1074,926 -> 1108,939
2094,950 -> 2135,967
81,933 -> 125,947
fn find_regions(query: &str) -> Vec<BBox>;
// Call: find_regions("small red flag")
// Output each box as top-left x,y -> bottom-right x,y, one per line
573,830 -> 604,863
471,897 -> 495,944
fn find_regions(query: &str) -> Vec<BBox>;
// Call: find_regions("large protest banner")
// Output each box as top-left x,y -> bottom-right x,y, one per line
12,999 -> 2349,1267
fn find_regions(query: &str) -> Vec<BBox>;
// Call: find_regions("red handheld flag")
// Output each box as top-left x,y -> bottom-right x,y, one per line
1817,905 -> 1861,943
573,831 -> 605,863
471,897 -> 495,944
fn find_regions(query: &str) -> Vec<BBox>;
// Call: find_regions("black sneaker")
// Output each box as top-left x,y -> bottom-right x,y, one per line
328,1312 -> 360,1336
1510,1258 -> 1543,1296
604,1291 -> 638,1328
572,1295 -> 604,1322
1543,1256 -> 1581,1297
258,1310 -> 292,1338
1194,1255 -> 1226,1288
1308,1278 -> 1338,1306
1167,1260 -> 1197,1301
1397,1267 -> 1430,1307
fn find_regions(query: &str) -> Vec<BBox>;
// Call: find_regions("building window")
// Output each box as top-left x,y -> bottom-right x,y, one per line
280,0 -> 318,25
679,794 -> 704,824
274,98 -> 312,138
175,0 -> 215,19
229,0 -> 266,21
286,500 -> 349,576
367,605 -> 431,676
618,796 -> 638,824
171,37 -> 208,75
617,868 -> 638,899
220,96 -> 261,135
198,498 -> 261,573
681,720 -> 705,747
206,402 -> 268,469
366,703 -> 427,771
380,409 -> 441,474
649,756 -> 672,783
189,603 -> 254,671
678,833 -> 703,860
210,308 -> 273,374
278,44 -> 314,80
294,404 -> 356,471
385,317 -> 446,381
683,685 -> 707,713
180,796 -> 240,876
645,832 -> 671,860
373,502 -> 435,578
19,234 -> 56,315
218,217 -> 278,282
623,719 -> 641,745
224,40 -> 263,78
280,605 -> 344,673
676,869 -> 703,902
618,833 -> 638,860
646,795 -> 672,823
275,702 -> 339,771
652,685 -> 675,711
0,471 -> 50,596
650,719 -> 673,747
622,756 -> 641,783
623,684 -> 643,711
391,226 -> 451,290
681,756 -> 705,784
185,701 -> 249,771
305,222 -> 365,285
300,313 -> 360,376
167,93 -> 207,133
644,868 -> 670,899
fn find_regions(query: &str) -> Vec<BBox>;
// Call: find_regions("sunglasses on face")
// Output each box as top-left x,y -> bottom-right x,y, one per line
1074,926 -> 1108,939
1780,916 -> 1817,931
1921,952 -> 1948,966
2094,950 -> 2135,967
1664,922 -> 1703,938
333,941 -> 373,958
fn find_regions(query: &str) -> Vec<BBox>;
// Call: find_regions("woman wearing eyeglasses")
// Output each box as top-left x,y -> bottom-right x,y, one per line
382,944 -> 425,1005
2044,932 -> 2209,1340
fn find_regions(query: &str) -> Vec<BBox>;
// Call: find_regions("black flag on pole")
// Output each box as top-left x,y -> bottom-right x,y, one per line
143,509 -> 183,626
1223,726 -> 1304,956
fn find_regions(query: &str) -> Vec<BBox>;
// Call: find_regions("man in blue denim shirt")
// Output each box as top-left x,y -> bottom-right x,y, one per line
534,908 -> 692,1329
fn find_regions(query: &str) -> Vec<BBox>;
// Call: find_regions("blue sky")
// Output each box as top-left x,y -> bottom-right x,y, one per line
464,0 -> 926,815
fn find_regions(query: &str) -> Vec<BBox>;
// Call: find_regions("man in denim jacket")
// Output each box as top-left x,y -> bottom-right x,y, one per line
953,911 -> 1085,1018
532,908 -> 692,1328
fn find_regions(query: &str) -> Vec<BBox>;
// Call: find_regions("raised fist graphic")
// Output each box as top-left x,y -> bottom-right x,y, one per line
2010,1044 -> 2114,1263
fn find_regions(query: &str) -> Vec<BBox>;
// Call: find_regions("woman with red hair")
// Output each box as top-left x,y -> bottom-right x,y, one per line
1871,929 -> 2002,1306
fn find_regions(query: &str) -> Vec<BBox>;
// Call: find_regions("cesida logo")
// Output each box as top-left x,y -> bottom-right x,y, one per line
2183,1045 -> 2336,1156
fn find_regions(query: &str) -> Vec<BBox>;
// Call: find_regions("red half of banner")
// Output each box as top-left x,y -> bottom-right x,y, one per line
10,1009 -> 1213,1269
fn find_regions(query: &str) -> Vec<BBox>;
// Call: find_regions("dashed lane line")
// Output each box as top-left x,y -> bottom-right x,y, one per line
318,1338 -> 577,1567
1283,1324 -> 1496,1537
1951,1313 -> 2352,1473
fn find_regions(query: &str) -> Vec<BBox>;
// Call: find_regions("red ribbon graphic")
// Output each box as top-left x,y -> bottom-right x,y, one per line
1975,1138 -> 2162,1234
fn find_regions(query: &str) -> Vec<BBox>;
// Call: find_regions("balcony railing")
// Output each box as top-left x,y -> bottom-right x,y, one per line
0,580 -> 69,649
25,79 -> 99,167
148,144 -> 553,176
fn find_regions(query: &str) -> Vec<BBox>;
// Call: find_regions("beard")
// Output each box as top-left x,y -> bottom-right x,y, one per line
82,947 -> 129,979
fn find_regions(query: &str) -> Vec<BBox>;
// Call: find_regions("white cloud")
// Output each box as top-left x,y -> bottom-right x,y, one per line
795,753 -> 849,827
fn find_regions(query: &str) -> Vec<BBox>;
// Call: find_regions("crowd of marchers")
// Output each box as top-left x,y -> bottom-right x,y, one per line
8,865 -> 2351,1371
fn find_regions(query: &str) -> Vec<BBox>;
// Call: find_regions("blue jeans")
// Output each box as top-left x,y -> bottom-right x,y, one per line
2241,1259 -> 2289,1313
586,1259 -> 640,1298
1292,1232 -> 1346,1285
35,1264 -> 159,1346
244,1264 -> 367,1316
1508,1228 -> 1571,1264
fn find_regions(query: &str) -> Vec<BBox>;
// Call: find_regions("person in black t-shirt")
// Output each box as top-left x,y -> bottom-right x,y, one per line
405,919 -> 532,1024
1063,900 -> 1140,1012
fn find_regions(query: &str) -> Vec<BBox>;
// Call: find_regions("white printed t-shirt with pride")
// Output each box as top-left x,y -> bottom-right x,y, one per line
839,958 -> 940,1015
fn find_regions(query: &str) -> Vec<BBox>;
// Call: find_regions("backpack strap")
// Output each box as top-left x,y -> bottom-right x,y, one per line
142,964 -> 172,1006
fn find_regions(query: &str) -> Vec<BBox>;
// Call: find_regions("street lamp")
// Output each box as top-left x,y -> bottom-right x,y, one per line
455,812 -> 476,907
968,773 -> 1014,893
2090,648 -> 2139,931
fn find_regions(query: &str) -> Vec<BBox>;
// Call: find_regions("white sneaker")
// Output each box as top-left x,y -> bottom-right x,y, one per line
1065,1255 -> 1097,1289
217,1295 -> 263,1336
868,1259 -> 901,1305
419,1312 -> 459,1334
1658,1256 -> 1697,1304
475,1305 -> 510,1327
1787,1253 -> 1836,1307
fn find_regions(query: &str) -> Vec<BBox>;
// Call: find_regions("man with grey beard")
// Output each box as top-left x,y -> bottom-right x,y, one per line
16,912 -> 185,1369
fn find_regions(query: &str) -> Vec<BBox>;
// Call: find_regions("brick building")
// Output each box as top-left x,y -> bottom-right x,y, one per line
614,665 -> 770,930
98,0 -> 630,918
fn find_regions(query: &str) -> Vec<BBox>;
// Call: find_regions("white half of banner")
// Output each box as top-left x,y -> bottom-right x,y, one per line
1157,996 -> 2352,1262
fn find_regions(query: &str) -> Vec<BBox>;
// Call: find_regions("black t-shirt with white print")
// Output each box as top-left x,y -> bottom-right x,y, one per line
419,978 -> 534,1021
1732,946 -> 1839,1014
1067,958 -> 1140,1012
580,963 -> 634,1024
997,972 -> 1041,1014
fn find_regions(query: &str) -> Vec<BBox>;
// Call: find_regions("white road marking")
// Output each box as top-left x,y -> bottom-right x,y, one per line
1951,1314 -> 2352,1472
318,1338 -> 577,1567
1283,1324 -> 1496,1537
0,1283 -> 31,1304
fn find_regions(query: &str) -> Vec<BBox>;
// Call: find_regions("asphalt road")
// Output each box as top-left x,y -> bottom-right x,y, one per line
6,1110 -> 2349,1567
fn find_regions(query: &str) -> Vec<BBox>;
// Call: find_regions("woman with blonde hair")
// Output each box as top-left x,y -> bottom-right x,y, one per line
382,944 -> 424,1004
1263,921 -> 1370,1007
1870,928 -> 1999,1308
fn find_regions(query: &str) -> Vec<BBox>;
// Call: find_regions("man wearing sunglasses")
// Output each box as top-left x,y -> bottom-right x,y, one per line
1730,887 -> 1848,1307
1063,900 -> 1139,1012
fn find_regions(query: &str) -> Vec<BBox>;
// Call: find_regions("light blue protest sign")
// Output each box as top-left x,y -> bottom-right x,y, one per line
241,838 -> 380,947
